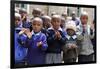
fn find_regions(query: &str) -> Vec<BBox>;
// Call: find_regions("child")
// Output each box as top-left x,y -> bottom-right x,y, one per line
63,21 -> 80,63
91,20 -> 95,51
60,17 -> 66,29
46,15 -> 66,64
91,20 -> 96,61
18,17 -> 48,65
32,8 -> 42,18
51,12 -> 56,16
41,15 -> 52,35
42,15 -> 51,29
30,8 -> 42,31
78,11 -> 94,62
62,12 -> 67,20
15,13 -> 22,28
15,13 -> 27,65
71,11 -> 80,26
19,8 -> 31,29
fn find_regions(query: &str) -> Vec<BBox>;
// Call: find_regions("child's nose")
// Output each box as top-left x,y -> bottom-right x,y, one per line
16,20 -> 19,24
16,20 -> 19,22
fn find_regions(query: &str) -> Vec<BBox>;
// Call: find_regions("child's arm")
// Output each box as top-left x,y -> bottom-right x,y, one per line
62,43 -> 74,52
24,29 -> 32,39
18,30 -> 32,48
77,34 -> 84,41
76,34 -> 84,48
19,28 -> 32,39
17,34 -> 29,48
89,28 -> 95,39
58,31 -> 66,44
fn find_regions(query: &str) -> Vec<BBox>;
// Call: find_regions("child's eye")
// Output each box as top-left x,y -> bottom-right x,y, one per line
37,24 -> 41,26
15,19 -> 20,21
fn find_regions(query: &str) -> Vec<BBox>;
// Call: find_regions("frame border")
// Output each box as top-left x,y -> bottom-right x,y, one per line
10,0 -> 97,68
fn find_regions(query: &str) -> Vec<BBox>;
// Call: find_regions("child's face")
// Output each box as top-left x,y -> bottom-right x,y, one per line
32,10 -> 41,17
51,18 -> 61,30
15,17 -> 20,27
32,21 -> 42,33
80,15 -> 88,25
72,14 -> 76,20
61,19 -> 65,28
43,18 -> 51,28
67,29 -> 75,36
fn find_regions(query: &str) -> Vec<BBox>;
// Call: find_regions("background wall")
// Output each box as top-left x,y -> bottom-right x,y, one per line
15,3 -> 94,24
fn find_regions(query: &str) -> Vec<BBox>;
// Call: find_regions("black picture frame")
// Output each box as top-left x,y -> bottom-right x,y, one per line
10,0 -> 97,68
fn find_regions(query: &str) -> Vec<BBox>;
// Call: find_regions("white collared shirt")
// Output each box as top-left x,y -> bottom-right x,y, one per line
31,30 -> 41,36
66,35 -> 77,40
47,26 -> 63,32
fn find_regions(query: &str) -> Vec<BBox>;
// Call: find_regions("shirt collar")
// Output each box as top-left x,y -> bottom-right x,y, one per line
66,35 -> 77,40
31,30 -> 41,36
48,26 -> 63,31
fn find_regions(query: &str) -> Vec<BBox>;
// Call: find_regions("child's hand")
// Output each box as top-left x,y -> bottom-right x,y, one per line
19,28 -> 27,35
90,23 -> 94,30
56,31 -> 61,39
37,41 -> 43,48
55,31 -> 58,39
22,15 -> 27,21
71,44 -> 77,49
55,31 -> 61,39
67,43 -> 73,49
24,29 -> 32,38
67,43 -> 77,49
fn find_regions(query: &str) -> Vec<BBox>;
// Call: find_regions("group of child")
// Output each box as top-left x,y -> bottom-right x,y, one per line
14,7 -> 95,66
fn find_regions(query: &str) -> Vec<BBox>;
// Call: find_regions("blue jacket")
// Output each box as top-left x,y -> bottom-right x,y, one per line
72,18 -> 80,26
15,28 -> 27,63
46,27 -> 66,53
18,31 -> 48,65
22,21 -> 31,29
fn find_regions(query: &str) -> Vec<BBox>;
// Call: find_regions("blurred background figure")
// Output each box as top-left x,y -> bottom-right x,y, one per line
19,8 -> 31,29
60,17 -> 66,29
51,12 -> 57,16
71,11 -> 80,26
32,8 -> 42,18
30,8 -> 42,31
90,19 -> 95,61
42,15 -> 51,29
62,12 -> 67,20
15,13 -> 22,28
41,15 -> 52,35
15,8 -> 19,13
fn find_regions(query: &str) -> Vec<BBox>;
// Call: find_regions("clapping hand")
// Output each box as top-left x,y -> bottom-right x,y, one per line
37,41 -> 43,48
55,31 -> 61,40
67,43 -> 77,49
24,29 -> 32,38
71,44 -> 77,49
19,28 -> 27,35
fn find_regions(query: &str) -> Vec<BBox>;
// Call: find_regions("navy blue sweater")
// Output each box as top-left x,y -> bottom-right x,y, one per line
46,28 -> 66,53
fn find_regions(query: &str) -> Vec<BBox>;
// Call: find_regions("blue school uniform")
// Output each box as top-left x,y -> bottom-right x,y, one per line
45,27 -> 66,64
15,28 -> 27,63
18,31 -> 48,65
22,21 -> 31,29
46,27 -> 66,53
